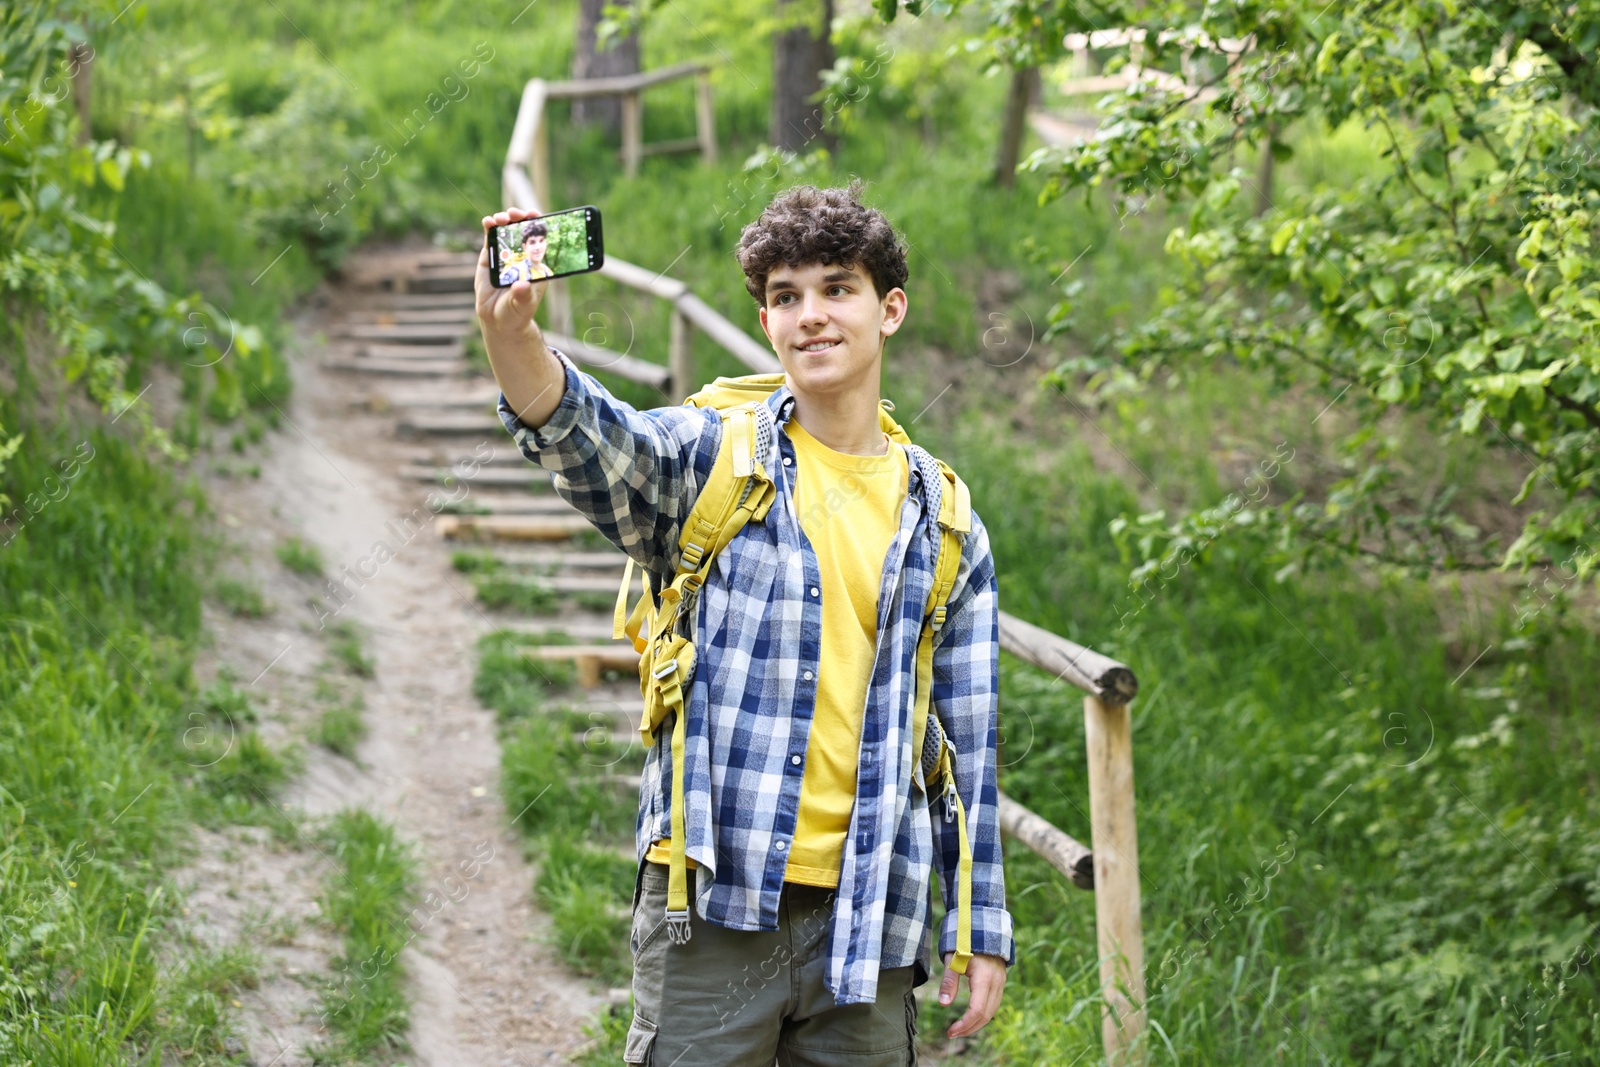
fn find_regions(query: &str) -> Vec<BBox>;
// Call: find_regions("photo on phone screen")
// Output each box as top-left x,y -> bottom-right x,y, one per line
489,206 -> 604,287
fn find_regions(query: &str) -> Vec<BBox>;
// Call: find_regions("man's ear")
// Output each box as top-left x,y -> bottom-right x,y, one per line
758,304 -> 774,348
880,287 -> 908,339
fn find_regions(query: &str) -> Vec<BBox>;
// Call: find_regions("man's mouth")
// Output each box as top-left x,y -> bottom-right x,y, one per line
797,338 -> 840,354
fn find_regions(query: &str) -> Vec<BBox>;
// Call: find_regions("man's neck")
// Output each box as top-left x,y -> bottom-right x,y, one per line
786,381 -> 889,456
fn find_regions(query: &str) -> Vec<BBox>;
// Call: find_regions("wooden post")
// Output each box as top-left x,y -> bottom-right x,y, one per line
621,92 -> 643,177
532,107 -> 551,210
695,71 -> 717,164
1084,693 -> 1146,1065
668,309 -> 693,401
70,41 -> 92,144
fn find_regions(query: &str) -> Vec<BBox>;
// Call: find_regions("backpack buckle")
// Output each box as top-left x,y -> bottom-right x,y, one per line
665,907 -> 692,945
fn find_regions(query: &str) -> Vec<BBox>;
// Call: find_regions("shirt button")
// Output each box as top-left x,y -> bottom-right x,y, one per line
783,456 -> 792,465
791,754 -> 802,765
775,840 -> 787,851
810,587 -> 819,597
802,670 -> 813,681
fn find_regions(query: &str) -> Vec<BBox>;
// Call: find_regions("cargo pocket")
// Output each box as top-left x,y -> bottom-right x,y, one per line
623,1014 -> 657,1065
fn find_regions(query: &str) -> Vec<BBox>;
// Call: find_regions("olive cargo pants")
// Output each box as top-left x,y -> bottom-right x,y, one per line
624,862 -> 919,1066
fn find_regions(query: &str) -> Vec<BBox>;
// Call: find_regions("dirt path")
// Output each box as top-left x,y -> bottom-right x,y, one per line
178,238 -> 608,1066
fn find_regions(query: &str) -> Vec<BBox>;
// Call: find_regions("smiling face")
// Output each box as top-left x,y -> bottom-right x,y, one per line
758,261 -> 907,399
521,231 -> 547,263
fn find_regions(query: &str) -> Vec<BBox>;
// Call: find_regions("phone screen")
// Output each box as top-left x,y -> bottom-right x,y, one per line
489,206 -> 604,287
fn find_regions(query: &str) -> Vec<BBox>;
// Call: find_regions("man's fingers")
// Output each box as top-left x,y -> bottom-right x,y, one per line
937,966 -> 960,1007
945,962 -> 1005,1038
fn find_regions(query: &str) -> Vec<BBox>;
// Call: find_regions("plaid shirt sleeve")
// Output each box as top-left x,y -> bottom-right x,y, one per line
930,507 -> 1016,966
494,346 -> 720,580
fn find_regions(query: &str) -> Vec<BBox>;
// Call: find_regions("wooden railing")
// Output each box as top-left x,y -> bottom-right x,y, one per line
502,68 -> 1148,1065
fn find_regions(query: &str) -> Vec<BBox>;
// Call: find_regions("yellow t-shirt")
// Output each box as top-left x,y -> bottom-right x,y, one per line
646,415 -> 909,887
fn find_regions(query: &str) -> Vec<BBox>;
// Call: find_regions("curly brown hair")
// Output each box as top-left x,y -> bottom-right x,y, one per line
735,180 -> 909,306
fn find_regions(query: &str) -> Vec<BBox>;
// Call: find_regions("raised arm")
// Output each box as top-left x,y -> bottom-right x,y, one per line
475,207 -> 567,430
475,208 -> 720,579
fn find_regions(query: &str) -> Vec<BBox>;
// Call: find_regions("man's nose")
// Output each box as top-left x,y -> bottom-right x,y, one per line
798,291 -> 828,325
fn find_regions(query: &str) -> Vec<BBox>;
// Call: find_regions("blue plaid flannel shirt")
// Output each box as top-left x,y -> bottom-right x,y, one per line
497,347 -> 1014,1005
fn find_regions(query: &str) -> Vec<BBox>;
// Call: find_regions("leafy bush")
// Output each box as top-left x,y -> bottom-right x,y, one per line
226,66 -> 377,271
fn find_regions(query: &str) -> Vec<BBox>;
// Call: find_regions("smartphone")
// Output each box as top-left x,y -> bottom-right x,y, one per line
488,205 -> 604,287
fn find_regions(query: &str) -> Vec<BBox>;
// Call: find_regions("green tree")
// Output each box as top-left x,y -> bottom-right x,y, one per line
880,0 -> 1600,618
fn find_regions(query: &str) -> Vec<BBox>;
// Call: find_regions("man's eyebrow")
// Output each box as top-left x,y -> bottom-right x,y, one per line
766,268 -> 859,293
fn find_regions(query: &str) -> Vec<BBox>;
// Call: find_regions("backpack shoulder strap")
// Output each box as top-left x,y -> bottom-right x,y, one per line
910,456 -> 977,976
612,401 -> 775,648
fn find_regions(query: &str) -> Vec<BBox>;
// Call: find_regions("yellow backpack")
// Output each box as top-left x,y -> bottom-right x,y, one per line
610,373 -> 976,974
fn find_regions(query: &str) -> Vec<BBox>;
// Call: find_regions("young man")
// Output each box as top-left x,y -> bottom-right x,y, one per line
499,219 -> 555,284
476,182 -> 1012,1066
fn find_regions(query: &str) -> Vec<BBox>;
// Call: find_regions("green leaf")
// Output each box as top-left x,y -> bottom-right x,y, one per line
1516,221 -> 1547,265
98,157 -> 125,192
1270,219 -> 1299,256
1311,258 -> 1343,303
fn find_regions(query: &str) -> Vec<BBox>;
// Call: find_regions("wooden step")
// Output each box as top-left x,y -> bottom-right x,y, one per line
445,495 -> 578,517
436,514 -> 592,541
395,446 -> 532,470
521,643 -> 640,688
351,342 -> 466,361
399,413 -> 503,435
386,390 -> 501,409
325,358 -> 464,377
354,292 -> 477,311
509,573 -> 622,594
334,324 -> 472,344
483,548 -> 627,571
492,614 -> 620,643
412,250 -> 482,270
406,274 -> 474,294
348,308 -> 478,326
400,465 -> 547,488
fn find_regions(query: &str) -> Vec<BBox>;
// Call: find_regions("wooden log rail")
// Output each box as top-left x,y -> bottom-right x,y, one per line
501,66 -> 1147,1065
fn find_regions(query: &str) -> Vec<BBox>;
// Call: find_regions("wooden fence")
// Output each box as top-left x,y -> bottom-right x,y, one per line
502,67 -> 1149,1065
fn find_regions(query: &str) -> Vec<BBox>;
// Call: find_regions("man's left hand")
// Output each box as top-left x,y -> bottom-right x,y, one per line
938,952 -> 1007,1038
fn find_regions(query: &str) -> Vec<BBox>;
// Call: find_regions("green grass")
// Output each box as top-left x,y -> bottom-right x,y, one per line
214,574 -> 271,617
539,847 -> 635,986
472,631 -> 578,721
0,390 -> 269,1062
276,535 -> 325,578
312,809 -> 418,1064
476,631 -> 641,985
924,379 -> 1600,1064
326,620 -> 376,678
317,696 -> 369,761
473,573 -> 558,613
451,549 -> 500,573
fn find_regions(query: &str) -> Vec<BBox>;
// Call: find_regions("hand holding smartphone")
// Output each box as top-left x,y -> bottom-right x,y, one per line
488,205 -> 604,287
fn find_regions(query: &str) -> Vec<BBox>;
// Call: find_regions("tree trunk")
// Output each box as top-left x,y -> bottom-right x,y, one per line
572,0 -> 640,136
993,65 -> 1039,188
770,0 -> 835,154
1254,120 -> 1279,217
